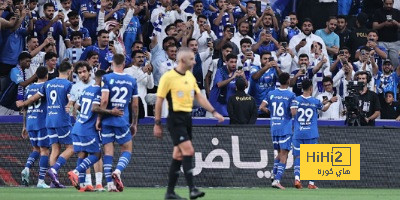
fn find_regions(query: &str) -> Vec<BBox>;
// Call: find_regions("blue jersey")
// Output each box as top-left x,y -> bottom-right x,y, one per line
38,78 -> 72,128
80,45 -> 110,70
248,66 -> 278,108
291,69 -> 314,96
265,88 -> 296,136
291,95 -> 323,139
124,16 -> 142,58
25,83 -> 47,131
72,85 -> 101,136
101,73 -> 138,127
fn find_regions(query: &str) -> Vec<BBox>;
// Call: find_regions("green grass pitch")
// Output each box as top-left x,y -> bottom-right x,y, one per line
1,187 -> 400,200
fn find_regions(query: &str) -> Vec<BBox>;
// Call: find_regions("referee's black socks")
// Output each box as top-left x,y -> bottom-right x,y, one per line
167,159 -> 182,193
182,156 -> 194,190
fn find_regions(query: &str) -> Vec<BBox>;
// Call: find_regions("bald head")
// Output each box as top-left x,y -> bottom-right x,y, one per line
177,47 -> 196,70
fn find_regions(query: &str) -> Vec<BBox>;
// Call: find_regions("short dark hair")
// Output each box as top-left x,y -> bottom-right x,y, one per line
367,29 -> 378,35
322,76 -> 333,85
311,42 -> 322,50
303,18 -> 313,25
59,61 -> 72,73
70,31 -> 82,39
27,35 -> 38,42
18,52 -> 32,62
67,10 -> 79,19
131,50 -> 144,59
132,41 -> 143,49
385,91 -> 394,97
97,29 -> 109,38
74,61 -> 92,74
240,38 -> 252,46
260,51 -> 272,58
174,19 -> 184,26
337,15 -> 347,21
238,20 -> 249,27
301,79 -> 313,91
162,36 -> 177,50
340,46 -> 350,51
288,12 -> 297,16
95,70 -> 106,78
43,2 -> 55,10
36,67 -> 48,79
165,24 -> 175,34
113,54 -> 125,65
166,44 -> 177,51
356,12 -> 368,26
326,16 -> 337,22
193,0 -> 203,6
44,52 -> 57,61
223,24 -> 234,32
235,77 -> 246,91
226,54 -> 237,61
222,43 -> 233,50
197,14 -> 207,21
87,51 -> 99,60
278,72 -> 290,85
299,53 -> 309,59
187,38 -> 197,46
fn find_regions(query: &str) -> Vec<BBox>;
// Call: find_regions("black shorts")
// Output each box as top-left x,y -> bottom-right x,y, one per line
167,112 -> 192,146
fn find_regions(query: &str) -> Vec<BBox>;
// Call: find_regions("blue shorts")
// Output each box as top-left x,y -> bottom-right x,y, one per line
101,125 -> 132,145
28,128 -> 50,148
272,134 -> 292,151
47,125 -> 72,145
292,138 -> 318,156
72,134 -> 101,153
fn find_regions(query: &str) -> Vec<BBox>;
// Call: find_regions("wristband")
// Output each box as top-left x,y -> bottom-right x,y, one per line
155,119 -> 161,125
328,100 -> 333,103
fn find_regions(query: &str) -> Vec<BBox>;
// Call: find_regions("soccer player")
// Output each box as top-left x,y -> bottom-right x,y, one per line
95,54 -> 138,192
259,72 -> 296,189
17,61 -> 75,188
290,79 -> 335,189
69,62 -> 104,191
154,47 -> 224,200
18,67 -> 50,188
67,69 -> 122,192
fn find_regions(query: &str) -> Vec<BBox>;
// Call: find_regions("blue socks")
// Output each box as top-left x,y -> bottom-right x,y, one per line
116,152 -> 131,172
275,163 -> 286,181
52,156 -> 67,172
77,155 -> 100,173
25,151 -> 40,169
273,159 -> 280,176
103,155 -> 113,183
294,157 -> 300,179
38,155 -> 49,180
76,158 -> 85,184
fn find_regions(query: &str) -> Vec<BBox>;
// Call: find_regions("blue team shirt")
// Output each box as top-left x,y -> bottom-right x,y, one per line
80,0 -> 100,39
101,72 -> 138,127
0,27 -> 27,65
66,27 -> 90,41
375,72 -> 400,100
80,44 -> 111,70
124,16 -> 142,58
291,68 -> 314,96
38,78 -> 72,128
291,95 -> 323,139
34,19 -> 63,52
265,88 -> 296,136
72,85 -> 101,136
286,27 -> 300,41
210,11 -> 231,39
25,83 -> 47,131
248,66 -> 278,108
357,45 -> 387,71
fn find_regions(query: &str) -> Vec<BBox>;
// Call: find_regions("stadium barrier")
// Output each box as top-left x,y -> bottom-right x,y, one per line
0,123 -> 400,188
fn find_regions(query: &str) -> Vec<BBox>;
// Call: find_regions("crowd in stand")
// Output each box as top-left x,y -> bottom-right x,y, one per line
0,0 -> 400,124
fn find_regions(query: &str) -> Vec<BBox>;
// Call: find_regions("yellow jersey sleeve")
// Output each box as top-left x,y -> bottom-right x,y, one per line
156,72 -> 170,98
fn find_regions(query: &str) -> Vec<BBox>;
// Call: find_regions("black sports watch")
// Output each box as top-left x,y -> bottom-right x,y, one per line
155,119 -> 162,126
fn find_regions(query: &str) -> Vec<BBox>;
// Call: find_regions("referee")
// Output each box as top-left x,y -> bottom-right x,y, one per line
154,48 -> 224,200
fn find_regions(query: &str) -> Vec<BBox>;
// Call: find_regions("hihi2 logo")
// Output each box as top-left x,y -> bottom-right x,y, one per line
300,144 -> 360,180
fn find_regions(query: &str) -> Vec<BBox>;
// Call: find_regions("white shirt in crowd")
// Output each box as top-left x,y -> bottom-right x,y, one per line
25,52 -> 46,79
317,91 -> 344,120
230,33 -> 255,51
289,32 -> 329,58
124,65 -> 154,117
332,69 -> 356,98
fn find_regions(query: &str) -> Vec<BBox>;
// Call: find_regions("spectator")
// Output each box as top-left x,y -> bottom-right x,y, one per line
150,0 -> 187,38
227,77 -> 257,124
123,2 -> 143,59
354,30 -> 387,71
79,29 -> 112,70
354,71 -> 381,126
281,12 -> 300,42
251,27 -> 279,54
25,36 -> 53,79
315,16 -> 340,62
329,47 -> 356,78
231,21 -> 255,49
63,31 -> 85,65
375,60 -> 400,101
210,0 -> 234,39
35,2 -> 67,54
214,24 -> 239,58
380,91 -> 400,120
187,38 -> 213,91
317,77 -> 343,120
192,14 -> 217,53
65,11 -> 91,48
205,43 -> 233,97
372,0 -> 400,68
248,52 -> 281,117
209,54 -> 247,117
254,8 -> 279,41
353,47 -> 379,90
332,57 -> 356,98
159,45 -> 178,76
348,13 -> 368,60
308,42 -> 330,97
288,18 -> 328,58
236,1 -> 259,39
237,38 -> 261,74
276,42 -> 297,74
149,36 -> 177,87
335,15 -> 351,51
85,51 -> 100,73
44,52 -> 58,80
124,50 -> 154,117
290,54 -> 314,96
80,0 -> 100,40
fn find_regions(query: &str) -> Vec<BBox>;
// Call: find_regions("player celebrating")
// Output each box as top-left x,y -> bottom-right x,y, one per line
259,72 -> 296,189
154,48 -> 224,200
18,67 -> 50,188
17,62 -> 75,188
96,54 -> 139,192
290,79 -> 335,189
68,69 -> 122,192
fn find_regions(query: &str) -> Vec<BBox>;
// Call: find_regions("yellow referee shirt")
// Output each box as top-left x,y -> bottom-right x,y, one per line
157,69 -> 200,112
